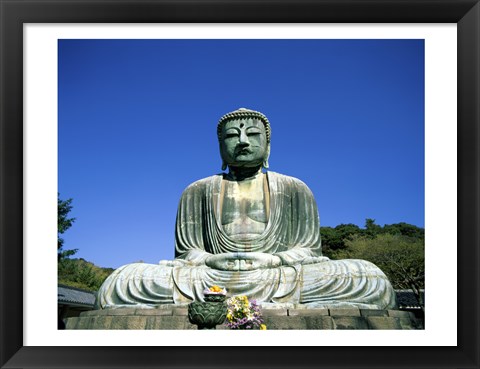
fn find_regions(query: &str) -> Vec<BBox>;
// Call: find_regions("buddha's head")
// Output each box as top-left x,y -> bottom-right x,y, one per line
217,108 -> 271,171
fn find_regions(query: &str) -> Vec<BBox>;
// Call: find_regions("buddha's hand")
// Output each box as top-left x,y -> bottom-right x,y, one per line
301,256 -> 330,265
205,252 -> 282,271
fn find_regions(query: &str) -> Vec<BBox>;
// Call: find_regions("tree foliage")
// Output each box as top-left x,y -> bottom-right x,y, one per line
320,219 -> 425,308
335,234 -> 425,308
382,222 -> 425,239
320,223 -> 362,252
365,218 -> 382,238
58,258 -> 115,291
58,194 -> 78,260
57,194 -> 115,291
321,219 -> 424,255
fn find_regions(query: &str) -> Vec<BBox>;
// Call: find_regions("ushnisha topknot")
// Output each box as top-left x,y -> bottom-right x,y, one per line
217,108 -> 271,143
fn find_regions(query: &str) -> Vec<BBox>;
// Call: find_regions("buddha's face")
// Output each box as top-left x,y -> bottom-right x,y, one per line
220,118 -> 268,168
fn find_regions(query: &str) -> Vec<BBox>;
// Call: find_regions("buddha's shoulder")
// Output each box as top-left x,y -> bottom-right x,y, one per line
267,171 -> 311,189
181,174 -> 222,193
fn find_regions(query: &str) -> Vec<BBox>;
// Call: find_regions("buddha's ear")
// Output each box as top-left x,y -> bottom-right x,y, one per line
262,144 -> 271,169
219,143 -> 227,170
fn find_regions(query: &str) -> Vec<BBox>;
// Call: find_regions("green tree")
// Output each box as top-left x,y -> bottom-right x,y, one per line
340,234 -> 425,309
58,194 -> 78,261
365,218 -> 382,238
321,223 -> 363,257
320,226 -> 341,251
58,258 -> 115,291
382,222 -> 425,240
57,194 -> 114,291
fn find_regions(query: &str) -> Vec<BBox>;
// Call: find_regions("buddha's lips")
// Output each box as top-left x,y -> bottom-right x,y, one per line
236,148 -> 253,155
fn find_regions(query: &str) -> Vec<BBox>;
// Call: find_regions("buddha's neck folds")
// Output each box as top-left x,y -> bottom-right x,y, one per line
226,165 -> 263,181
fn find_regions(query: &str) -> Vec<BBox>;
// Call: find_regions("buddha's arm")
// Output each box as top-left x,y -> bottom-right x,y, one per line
270,174 -> 324,266
174,249 -> 211,265
275,249 -> 328,266
174,178 -> 214,265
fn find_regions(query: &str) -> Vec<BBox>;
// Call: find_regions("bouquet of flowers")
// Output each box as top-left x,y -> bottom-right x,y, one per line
225,295 -> 267,330
203,285 -> 227,302
204,285 -> 226,294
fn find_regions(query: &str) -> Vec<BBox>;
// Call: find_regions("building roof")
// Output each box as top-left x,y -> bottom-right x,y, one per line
58,284 -> 96,307
395,289 -> 424,309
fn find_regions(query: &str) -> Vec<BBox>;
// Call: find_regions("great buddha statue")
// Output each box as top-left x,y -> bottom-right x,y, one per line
96,108 -> 397,309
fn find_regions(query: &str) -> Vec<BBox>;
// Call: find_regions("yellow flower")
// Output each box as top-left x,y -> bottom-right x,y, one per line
260,324 -> 267,330
209,285 -> 222,292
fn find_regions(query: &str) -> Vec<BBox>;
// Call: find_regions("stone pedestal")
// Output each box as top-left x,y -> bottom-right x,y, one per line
65,305 -> 422,330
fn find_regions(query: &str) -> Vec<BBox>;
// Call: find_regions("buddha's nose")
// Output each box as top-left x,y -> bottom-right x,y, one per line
239,131 -> 250,145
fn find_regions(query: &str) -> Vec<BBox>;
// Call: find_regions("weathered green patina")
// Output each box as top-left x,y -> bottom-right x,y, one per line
96,108 -> 397,310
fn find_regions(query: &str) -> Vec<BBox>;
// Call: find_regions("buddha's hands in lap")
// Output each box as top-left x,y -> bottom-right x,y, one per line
205,252 -> 282,271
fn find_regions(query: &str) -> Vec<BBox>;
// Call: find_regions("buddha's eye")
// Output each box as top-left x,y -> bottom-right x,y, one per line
225,132 -> 239,139
246,129 -> 262,136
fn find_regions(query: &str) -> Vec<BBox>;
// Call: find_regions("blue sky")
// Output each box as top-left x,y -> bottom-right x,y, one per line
58,39 -> 424,269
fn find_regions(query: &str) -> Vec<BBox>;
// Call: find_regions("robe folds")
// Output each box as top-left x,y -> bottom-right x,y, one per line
96,172 -> 397,309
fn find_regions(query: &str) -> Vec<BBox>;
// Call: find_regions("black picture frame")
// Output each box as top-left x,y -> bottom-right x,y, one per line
1,1 -> 478,368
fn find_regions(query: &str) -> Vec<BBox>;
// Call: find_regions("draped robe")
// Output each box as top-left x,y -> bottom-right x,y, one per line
96,172 -> 397,309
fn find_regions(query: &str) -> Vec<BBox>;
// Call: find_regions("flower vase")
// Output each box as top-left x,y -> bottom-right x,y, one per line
188,294 -> 227,330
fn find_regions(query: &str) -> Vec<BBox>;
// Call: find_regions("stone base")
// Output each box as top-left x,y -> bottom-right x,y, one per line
65,305 -> 423,330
